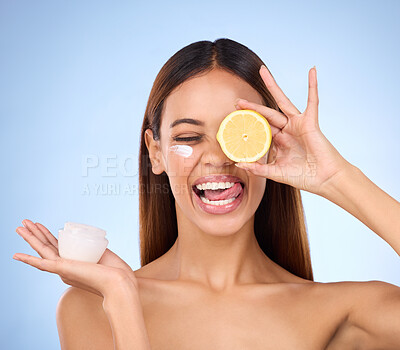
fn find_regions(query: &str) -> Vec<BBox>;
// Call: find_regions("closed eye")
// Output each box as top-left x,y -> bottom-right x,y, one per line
173,136 -> 202,142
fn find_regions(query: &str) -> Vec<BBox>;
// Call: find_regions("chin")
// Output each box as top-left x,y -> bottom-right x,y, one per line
196,220 -> 246,237
191,211 -> 248,236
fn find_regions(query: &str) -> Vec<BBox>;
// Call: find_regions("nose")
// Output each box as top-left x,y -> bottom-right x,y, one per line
202,137 -> 233,168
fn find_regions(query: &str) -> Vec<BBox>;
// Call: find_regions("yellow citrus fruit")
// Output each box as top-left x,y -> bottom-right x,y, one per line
216,109 -> 272,162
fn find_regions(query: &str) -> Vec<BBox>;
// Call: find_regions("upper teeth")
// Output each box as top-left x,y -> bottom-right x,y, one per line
195,182 -> 235,190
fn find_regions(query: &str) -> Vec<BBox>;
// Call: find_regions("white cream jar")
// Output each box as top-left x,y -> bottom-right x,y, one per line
58,222 -> 109,263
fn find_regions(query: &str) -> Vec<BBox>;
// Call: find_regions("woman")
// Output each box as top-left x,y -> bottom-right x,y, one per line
14,39 -> 400,349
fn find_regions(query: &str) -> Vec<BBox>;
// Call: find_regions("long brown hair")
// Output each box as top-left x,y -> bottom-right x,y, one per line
138,38 -> 314,281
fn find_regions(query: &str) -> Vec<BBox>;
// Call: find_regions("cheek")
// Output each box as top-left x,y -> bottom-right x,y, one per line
168,145 -> 193,157
167,145 -> 197,175
167,145 -> 198,196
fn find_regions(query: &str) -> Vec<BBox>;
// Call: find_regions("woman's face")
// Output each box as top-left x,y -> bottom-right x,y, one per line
145,68 -> 271,236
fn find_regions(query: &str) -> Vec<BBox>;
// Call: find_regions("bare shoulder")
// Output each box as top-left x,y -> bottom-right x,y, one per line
56,287 -> 113,350
322,280 -> 400,350
131,259 -> 176,292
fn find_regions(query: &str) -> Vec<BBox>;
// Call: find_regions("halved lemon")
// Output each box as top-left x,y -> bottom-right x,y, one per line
216,109 -> 272,162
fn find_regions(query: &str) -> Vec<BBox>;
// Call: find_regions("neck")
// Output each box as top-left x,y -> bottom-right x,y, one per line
165,210 -> 284,292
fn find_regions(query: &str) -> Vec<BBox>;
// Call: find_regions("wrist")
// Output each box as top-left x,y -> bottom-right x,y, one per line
103,278 -> 141,314
318,161 -> 359,200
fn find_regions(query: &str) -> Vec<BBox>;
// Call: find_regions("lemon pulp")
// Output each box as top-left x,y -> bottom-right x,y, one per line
216,109 -> 272,162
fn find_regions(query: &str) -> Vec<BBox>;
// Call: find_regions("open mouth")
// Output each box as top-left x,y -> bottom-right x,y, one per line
192,182 -> 245,206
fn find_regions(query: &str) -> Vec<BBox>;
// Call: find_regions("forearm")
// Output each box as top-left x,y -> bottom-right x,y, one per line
103,284 -> 151,350
319,162 -> 400,255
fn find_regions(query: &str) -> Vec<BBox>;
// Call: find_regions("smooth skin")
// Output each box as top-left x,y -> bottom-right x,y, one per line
14,65 -> 400,349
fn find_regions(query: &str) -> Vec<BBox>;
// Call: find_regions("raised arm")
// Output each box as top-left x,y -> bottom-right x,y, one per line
319,163 -> 400,255
231,65 -> 400,348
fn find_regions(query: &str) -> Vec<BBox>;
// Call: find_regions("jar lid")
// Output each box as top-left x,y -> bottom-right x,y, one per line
62,222 -> 107,238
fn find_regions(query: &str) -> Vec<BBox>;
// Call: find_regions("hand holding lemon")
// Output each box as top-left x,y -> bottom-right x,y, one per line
217,65 -> 351,196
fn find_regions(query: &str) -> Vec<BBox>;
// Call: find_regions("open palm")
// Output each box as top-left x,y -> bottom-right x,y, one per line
14,219 -> 138,295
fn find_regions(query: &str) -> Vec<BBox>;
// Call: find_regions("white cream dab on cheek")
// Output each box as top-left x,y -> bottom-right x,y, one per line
169,145 -> 193,158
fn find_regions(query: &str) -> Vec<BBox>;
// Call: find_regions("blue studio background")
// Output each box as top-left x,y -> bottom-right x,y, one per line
2,0 -> 400,349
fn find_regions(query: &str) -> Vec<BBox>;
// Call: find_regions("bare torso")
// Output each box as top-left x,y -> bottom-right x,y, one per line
131,261 -> 355,350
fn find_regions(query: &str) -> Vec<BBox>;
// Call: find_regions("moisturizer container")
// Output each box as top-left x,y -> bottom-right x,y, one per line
58,222 -> 108,263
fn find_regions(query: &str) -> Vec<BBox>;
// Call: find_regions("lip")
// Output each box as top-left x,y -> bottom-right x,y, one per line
192,174 -> 245,187
192,182 -> 245,215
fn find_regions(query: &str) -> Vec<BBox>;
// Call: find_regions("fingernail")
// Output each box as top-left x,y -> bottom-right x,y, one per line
235,163 -> 246,168
260,64 -> 266,71
13,255 -> 21,261
313,65 -> 316,71
22,220 -> 27,227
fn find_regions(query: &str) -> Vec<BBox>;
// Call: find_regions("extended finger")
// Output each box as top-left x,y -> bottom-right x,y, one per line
234,100 -> 286,135
13,252 -> 103,297
22,219 -> 48,244
305,66 -> 319,123
16,226 -> 58,259
34,222 -> 59,248
259,65 -> 301,118
13,253 -> 59,273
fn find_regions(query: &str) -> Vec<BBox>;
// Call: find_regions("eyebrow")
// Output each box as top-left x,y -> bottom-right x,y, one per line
169,118 -> 205,129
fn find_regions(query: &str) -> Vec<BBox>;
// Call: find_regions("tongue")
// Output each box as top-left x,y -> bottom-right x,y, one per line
203,182 -> 242,201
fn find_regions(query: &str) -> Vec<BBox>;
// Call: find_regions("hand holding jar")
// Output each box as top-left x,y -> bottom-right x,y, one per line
13,219 -> 139,299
